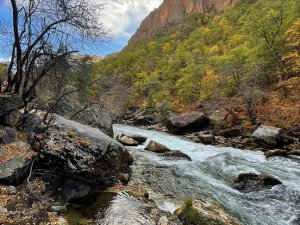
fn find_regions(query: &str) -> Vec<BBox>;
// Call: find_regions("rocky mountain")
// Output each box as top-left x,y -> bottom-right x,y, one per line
128,0 -> 239,44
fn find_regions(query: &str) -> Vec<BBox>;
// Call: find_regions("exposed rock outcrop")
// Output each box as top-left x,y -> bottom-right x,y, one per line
32,114 -> 133,186
167,112 -> 209,134
129,0 -> 239,44
234,173 -> 282,193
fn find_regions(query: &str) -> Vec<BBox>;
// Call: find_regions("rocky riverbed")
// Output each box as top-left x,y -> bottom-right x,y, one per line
115,110 -> 300,159
1,96 -> 299,225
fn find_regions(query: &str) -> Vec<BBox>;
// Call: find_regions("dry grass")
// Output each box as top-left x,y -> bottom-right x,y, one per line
66,130 -> 91,147
0,178 -> 54,225
0,132 -> 37,163
257,78 -> 300,129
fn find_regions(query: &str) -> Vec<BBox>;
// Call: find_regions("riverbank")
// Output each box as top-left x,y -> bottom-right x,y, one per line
113,124 -> 300,225
1,96 -> 299,225
115,109 -> 300,159
0,100 -> 245,225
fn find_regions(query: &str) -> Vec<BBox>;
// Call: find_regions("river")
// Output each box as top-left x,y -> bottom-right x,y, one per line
112,124 -> 300,225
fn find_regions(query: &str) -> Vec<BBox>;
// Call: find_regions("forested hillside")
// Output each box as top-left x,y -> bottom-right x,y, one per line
93,0 -> 300,128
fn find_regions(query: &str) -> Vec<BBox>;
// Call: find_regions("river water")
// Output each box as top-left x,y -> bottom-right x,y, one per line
113,124 -> 300,225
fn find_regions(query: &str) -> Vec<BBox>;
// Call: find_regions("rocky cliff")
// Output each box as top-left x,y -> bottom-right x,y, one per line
128,0 -> 239,44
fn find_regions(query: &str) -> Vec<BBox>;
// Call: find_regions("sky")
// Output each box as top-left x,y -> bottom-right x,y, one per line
0,0 -> 163,61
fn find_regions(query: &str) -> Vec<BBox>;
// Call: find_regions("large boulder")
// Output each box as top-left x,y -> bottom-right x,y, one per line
32,114 -> 133,186
145,140 -> 171,153
252,125 -> 282,148
234,173 -> 282,193
0,95 -> 24,117
167,112 -> 209,134
0,142 -> 36,185
51,102 -> 114,137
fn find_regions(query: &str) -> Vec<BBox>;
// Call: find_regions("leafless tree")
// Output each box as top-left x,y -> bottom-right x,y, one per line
3,0 -> 110,104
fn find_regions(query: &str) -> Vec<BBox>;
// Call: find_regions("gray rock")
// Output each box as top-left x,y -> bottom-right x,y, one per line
62,180 -> 91,201
1,110 -> 22,127
252,125 -> 282,147
145,140 -> 171,153
234,173 -> 282,193
18,112 -> 44,133
0,144 -> 34,185
167,112 -> 209,134
0,95 -> 24,117
0,128 -> 16,144
52,102 -> 114,137
33,114 -> 133,186
97,192 -> 156,225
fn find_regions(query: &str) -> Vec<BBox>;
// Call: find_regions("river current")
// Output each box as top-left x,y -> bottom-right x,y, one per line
113,124 -> 300,225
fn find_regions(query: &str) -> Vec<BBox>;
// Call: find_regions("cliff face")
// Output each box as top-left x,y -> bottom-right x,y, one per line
128,0 -> 239,44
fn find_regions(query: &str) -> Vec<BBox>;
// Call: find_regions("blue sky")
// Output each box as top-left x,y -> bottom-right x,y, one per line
0,0 -> 162,61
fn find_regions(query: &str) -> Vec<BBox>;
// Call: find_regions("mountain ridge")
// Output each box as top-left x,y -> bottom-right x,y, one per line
128,0 -> 239,44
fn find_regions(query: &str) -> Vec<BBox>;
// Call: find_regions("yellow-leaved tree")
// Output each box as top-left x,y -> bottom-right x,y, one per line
283,19 -> 300,76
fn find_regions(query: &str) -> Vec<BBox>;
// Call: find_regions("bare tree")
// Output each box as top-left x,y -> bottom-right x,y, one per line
4,0 -> 109,104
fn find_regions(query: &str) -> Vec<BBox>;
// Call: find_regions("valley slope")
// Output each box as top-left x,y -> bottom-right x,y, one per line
92,0 -> 300,130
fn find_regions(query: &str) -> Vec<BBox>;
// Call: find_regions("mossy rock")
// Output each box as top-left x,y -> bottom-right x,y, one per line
175,199 -> 241,225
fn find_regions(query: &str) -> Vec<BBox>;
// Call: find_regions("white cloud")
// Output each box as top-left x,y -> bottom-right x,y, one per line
100,0 -> 163,37
0,57 -> 10,64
